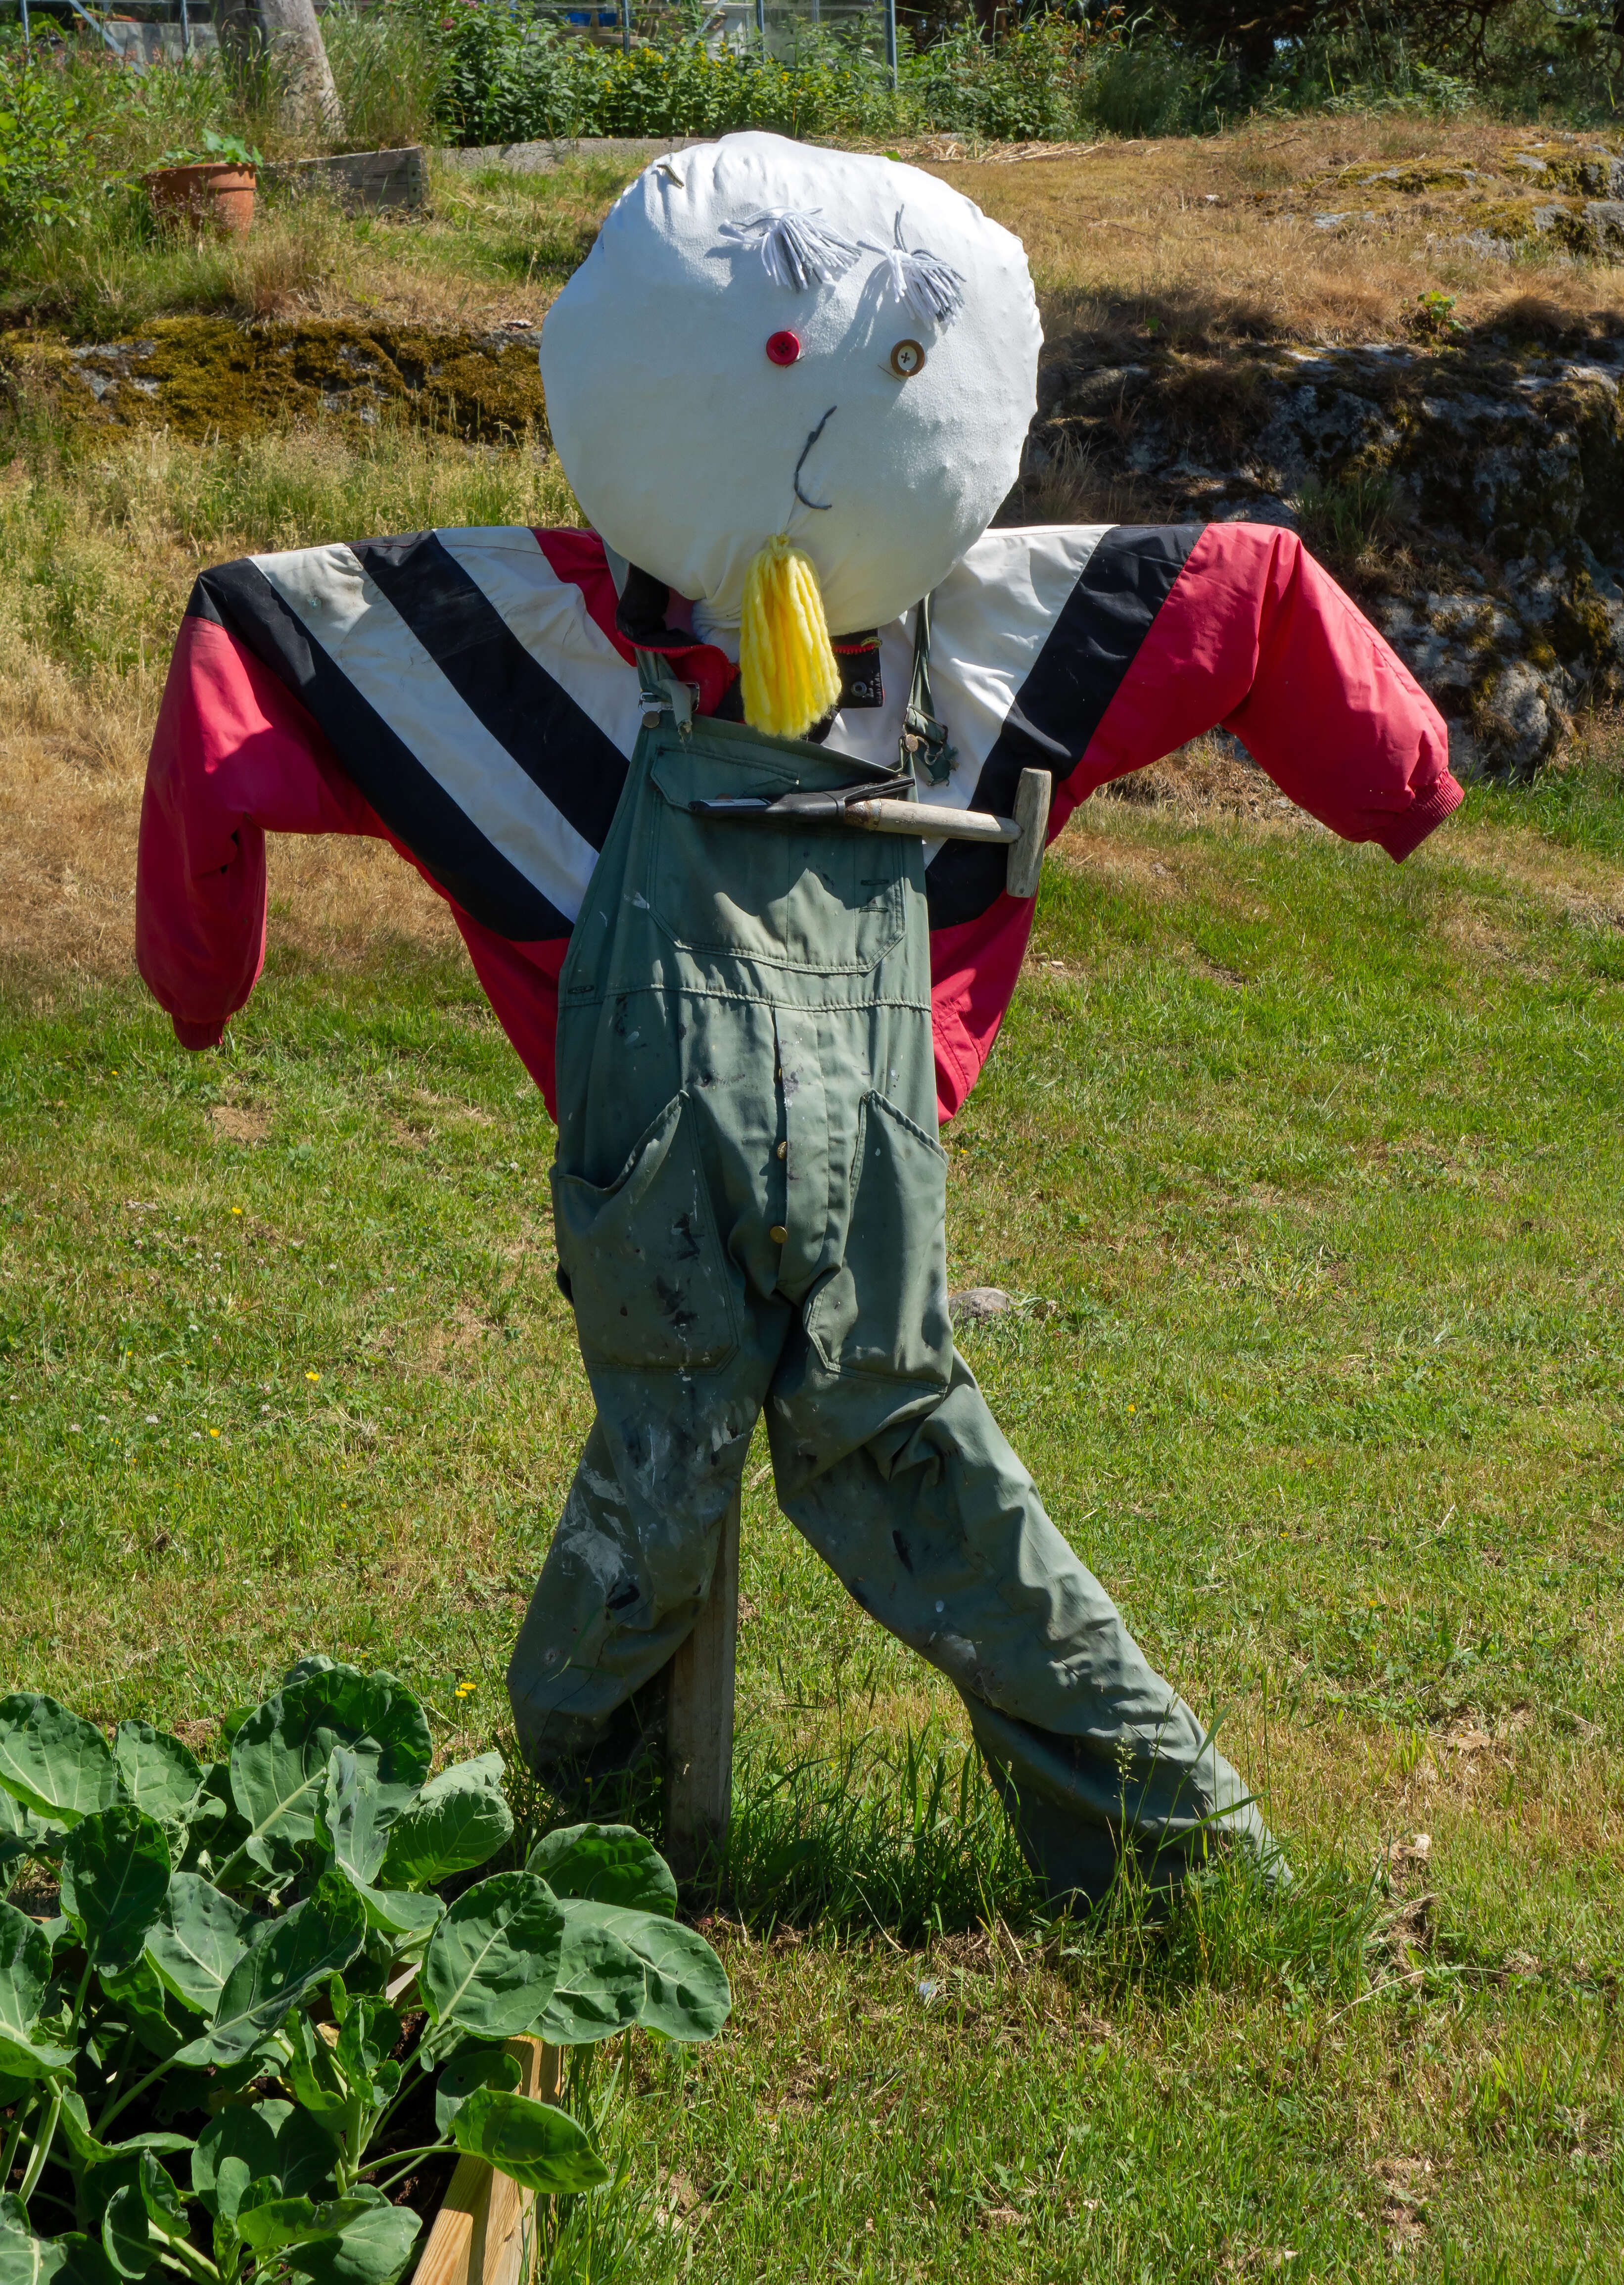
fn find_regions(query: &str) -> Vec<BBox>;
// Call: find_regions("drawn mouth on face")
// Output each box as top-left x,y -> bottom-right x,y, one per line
793,406 -> 837,512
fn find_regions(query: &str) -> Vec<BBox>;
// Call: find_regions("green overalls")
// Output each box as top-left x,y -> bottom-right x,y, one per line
507,648 -> 1276,1902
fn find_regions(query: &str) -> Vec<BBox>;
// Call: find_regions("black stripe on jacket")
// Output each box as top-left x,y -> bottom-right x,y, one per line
923,524 -> 1202,932
350,535 -> 628,853
189,558 -> 575,941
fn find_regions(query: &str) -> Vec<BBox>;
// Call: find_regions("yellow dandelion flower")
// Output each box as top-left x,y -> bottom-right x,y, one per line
208,1427 -> 221,1438
232,1207 -> 244,1216
1127,1403 -> 1137,1414
306,1370 -> 320,1382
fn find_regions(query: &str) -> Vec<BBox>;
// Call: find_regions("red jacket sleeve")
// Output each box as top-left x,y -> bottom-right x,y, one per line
1062,522 -> 1463,861
135,614 -> 381,1049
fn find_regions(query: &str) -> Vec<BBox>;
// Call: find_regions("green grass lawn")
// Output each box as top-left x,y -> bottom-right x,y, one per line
3,758 -> 1622,2279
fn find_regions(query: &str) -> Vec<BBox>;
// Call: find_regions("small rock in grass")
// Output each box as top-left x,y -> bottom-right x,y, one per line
948,1287 -> 1012,1323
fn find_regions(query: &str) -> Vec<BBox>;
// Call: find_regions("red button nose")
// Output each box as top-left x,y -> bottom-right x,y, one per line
766,330 -> 801,367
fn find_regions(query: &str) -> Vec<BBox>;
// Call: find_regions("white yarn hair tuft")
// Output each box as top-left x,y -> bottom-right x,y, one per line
718,207 -> 863,291
864,208 -> 967,328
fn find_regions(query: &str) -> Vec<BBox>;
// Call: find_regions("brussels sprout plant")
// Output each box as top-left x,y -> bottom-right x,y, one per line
0,1658 -> 729,2285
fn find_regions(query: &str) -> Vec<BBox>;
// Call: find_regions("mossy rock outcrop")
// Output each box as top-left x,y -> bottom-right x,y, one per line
1298,136 -> 1624,259
0,316 -> 549,446
1031,326 -> 1624,777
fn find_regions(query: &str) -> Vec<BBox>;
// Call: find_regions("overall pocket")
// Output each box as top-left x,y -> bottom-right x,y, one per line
551,1094 -> 741,1373
647,740 -> 906,975
805,1092 -> 953,1383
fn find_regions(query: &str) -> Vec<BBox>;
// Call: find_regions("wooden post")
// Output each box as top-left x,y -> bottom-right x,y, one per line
664,1489 -> 740,1885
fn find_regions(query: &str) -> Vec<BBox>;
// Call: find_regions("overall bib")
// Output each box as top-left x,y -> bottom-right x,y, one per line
508,653 -> 1274,1902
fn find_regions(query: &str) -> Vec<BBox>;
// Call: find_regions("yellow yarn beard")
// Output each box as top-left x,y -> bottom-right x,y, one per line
738,535 -> 841,741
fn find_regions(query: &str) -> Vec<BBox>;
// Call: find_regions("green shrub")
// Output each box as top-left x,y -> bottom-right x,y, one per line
428,7 -> 1130,147
0,49 -> 98,244
0,1658 -> 729,2284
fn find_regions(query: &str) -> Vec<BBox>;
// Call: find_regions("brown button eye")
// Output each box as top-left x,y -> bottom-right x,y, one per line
888,339 -> 926,379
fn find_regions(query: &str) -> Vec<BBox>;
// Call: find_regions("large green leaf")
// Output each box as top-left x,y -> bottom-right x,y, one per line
32,2241 -> 111,2285
526,1824 -> 678,1918
59,1809 -> 171,1975
421,1873 -> 563,2041
281,1657 -> 339,1688
144,1874 -> 253,2019
192,2106 -> 275,2222
0,1698 -> 117,1829
353,1887 -> 443,1944
97,2190 -> 152,2283
430,2039 -> 522,2136
534,1908 -> 645,2048
96,2163 -> 184,2285
192,2101 -> 333,2222
0,1903 -> 51,2048
0,1910 -> 73,2075
0,1790 -> 61,1873
173,1872 -> 366,2067
96,1958 -> 187,2061
378,1756 -> 512,1891
451,2088 -> 609,2196
278,2190 -> 420,2285
234,2193 -> 376,2256
228,1672 -> 430,1851
0,2195 -> 69,2285
111,1727 -> 203,1834
134,2159 -> 186,2247
317,1749 -> 389,1888
0,2033 -> 73,2081
587,1904 -> 731,2043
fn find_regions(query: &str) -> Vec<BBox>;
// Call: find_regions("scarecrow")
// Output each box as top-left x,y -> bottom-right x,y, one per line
136,135 -> 1462,1902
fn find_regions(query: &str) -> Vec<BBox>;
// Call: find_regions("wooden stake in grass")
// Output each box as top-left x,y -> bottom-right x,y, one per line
665,1489 -> 741,1887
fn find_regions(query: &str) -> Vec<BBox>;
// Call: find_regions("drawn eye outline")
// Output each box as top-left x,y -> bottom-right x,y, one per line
884,339 -> 927,380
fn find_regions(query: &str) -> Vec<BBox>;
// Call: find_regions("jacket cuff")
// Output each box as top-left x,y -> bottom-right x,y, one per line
1374,771 -> 1465,863
173,1016 -> 227,1051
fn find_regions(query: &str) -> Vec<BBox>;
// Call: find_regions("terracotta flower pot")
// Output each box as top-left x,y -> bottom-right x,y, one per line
145,161 -> 256,238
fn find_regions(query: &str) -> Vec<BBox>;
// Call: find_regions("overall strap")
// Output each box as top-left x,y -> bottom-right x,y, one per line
901,592 -> 956,787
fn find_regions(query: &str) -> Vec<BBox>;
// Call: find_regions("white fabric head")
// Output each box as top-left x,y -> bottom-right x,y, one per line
539,132 -> 1042,636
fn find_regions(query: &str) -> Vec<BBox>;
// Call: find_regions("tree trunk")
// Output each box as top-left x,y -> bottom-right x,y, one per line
211,0 -> 345,142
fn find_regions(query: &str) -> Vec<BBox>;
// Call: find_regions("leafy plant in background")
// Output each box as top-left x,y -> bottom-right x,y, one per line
0,1657 -> 729,2285
0,51 -> 98,243
152,129 -> 264,172
426,7 -> 1127,148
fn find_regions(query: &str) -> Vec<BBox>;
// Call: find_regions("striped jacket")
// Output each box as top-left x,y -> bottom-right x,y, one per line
136,519 -> 1462,1121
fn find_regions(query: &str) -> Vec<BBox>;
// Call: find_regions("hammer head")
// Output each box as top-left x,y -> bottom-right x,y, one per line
1006,768 -> 1052,900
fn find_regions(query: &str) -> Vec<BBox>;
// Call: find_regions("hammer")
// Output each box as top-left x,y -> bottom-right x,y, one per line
842,768 -> 1052,898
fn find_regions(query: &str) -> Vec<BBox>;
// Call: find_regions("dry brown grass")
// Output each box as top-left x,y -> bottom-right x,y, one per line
929,116 -> 1624,350
0,474 -> 459,994
0,414 -> 576,996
